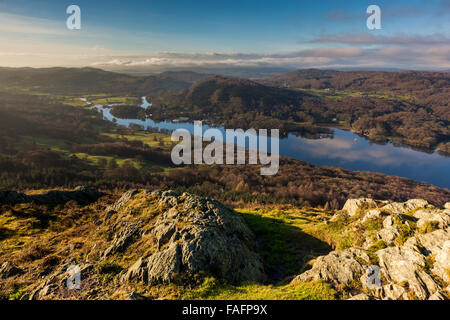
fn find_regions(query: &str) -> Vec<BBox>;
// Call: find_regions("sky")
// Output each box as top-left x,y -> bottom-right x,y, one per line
0,0 -> 449,71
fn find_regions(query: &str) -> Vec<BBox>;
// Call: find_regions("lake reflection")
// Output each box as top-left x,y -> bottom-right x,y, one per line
280,130 -> 450,189
88,98 -> 450,189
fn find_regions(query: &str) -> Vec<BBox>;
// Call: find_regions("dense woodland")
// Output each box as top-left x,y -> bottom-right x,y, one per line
0,90 -> 449,209
109,105 -> 146,120
264,69 -> 450,152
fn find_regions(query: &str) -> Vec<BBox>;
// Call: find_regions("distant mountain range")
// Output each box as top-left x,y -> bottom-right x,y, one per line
0,67 -> 210,96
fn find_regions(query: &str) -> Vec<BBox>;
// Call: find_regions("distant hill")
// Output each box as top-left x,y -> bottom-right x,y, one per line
263,68 -> 450,123
0,67 -> 192,96
156,70 -> 213,84
176,76 -> 309,111
150,75 -> 322,131
263,69 -> 450,97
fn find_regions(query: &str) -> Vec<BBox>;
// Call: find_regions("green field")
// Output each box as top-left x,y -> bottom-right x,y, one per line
20,129 -> 174,171
295,88 -> 415,102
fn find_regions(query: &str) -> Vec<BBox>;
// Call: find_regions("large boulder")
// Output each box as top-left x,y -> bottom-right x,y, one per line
407,228 -> 450,283
381,199 -> 430,214
434,241 -> 450,283
375,228 -> 450,299
342,198 -> 378,216
292,215 -> 449,300
414,208 -> 450,232
121,191 -> 265,285
376,244 -> 433,299
361,209 -> 387,223
292,248 -> 370,286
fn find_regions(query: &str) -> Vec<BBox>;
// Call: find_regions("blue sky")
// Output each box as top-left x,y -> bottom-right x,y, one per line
0,0 -> 448,70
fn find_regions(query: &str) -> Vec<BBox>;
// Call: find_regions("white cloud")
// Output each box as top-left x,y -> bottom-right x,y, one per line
311,32 -> 450,45
89,44 -> 449,71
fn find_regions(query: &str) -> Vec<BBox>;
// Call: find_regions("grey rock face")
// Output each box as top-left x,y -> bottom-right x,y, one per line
381,199 -> 430,214
102,222 -> 140,258
408,229 -> 450,284
414,208 -> 450,231
378,283 -> 408,300
292,248 -> 370,286
342,198 -> 378,216
294,198 -> 450,300
106,189 -> 140,213
361,209 -> 387,223
121,191 -> 265,285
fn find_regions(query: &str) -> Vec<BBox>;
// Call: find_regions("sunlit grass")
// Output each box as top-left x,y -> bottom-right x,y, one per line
235,208 -> 331,280
90,96 -> 140,105
295,88 -> 415,102
102,131 -> 173,150
182,277 -> 337,300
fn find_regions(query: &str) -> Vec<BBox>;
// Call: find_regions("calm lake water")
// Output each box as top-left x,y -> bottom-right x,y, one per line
87,97 -> 450,189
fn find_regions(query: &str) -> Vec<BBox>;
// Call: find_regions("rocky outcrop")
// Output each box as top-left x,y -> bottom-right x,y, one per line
294,198 -> 450,300
102,221 -> 141,258
295,228 -> 450,300
342,198 -> 379,216
361,209 -> 388,223
105,190 -> 139,214
293,249 -> 370,286
376,241 -> 436,300
117,190 -> 265,285
0,186 -> 102,206
342,198 -> 433,217
414,208 -> 450,232
381,199 -> 431,214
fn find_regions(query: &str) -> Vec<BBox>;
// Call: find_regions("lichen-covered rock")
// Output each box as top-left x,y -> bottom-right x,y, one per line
406,228 -> 450,283
363,215 -> 402,248
375,228 -> 450,299
292,248 -> 370,286
433,241 -> 450,283
102,222 -> 141,258
293,207 -> 450,301
361,209 -> 387,223
381,199 -> 430,214
342,198 -> 378,216
414,208 -> 450,232
377,245 -> 430,299
378,283 -> 408,300
106,189 -> 139,212
121,191 -> 265,285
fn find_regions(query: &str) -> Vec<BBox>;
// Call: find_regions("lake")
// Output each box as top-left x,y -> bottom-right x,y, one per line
87,97 -> 450,189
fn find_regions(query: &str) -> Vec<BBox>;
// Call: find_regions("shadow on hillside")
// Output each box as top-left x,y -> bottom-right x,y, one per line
0,227 -> 16,241
240,212 -> 331,284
